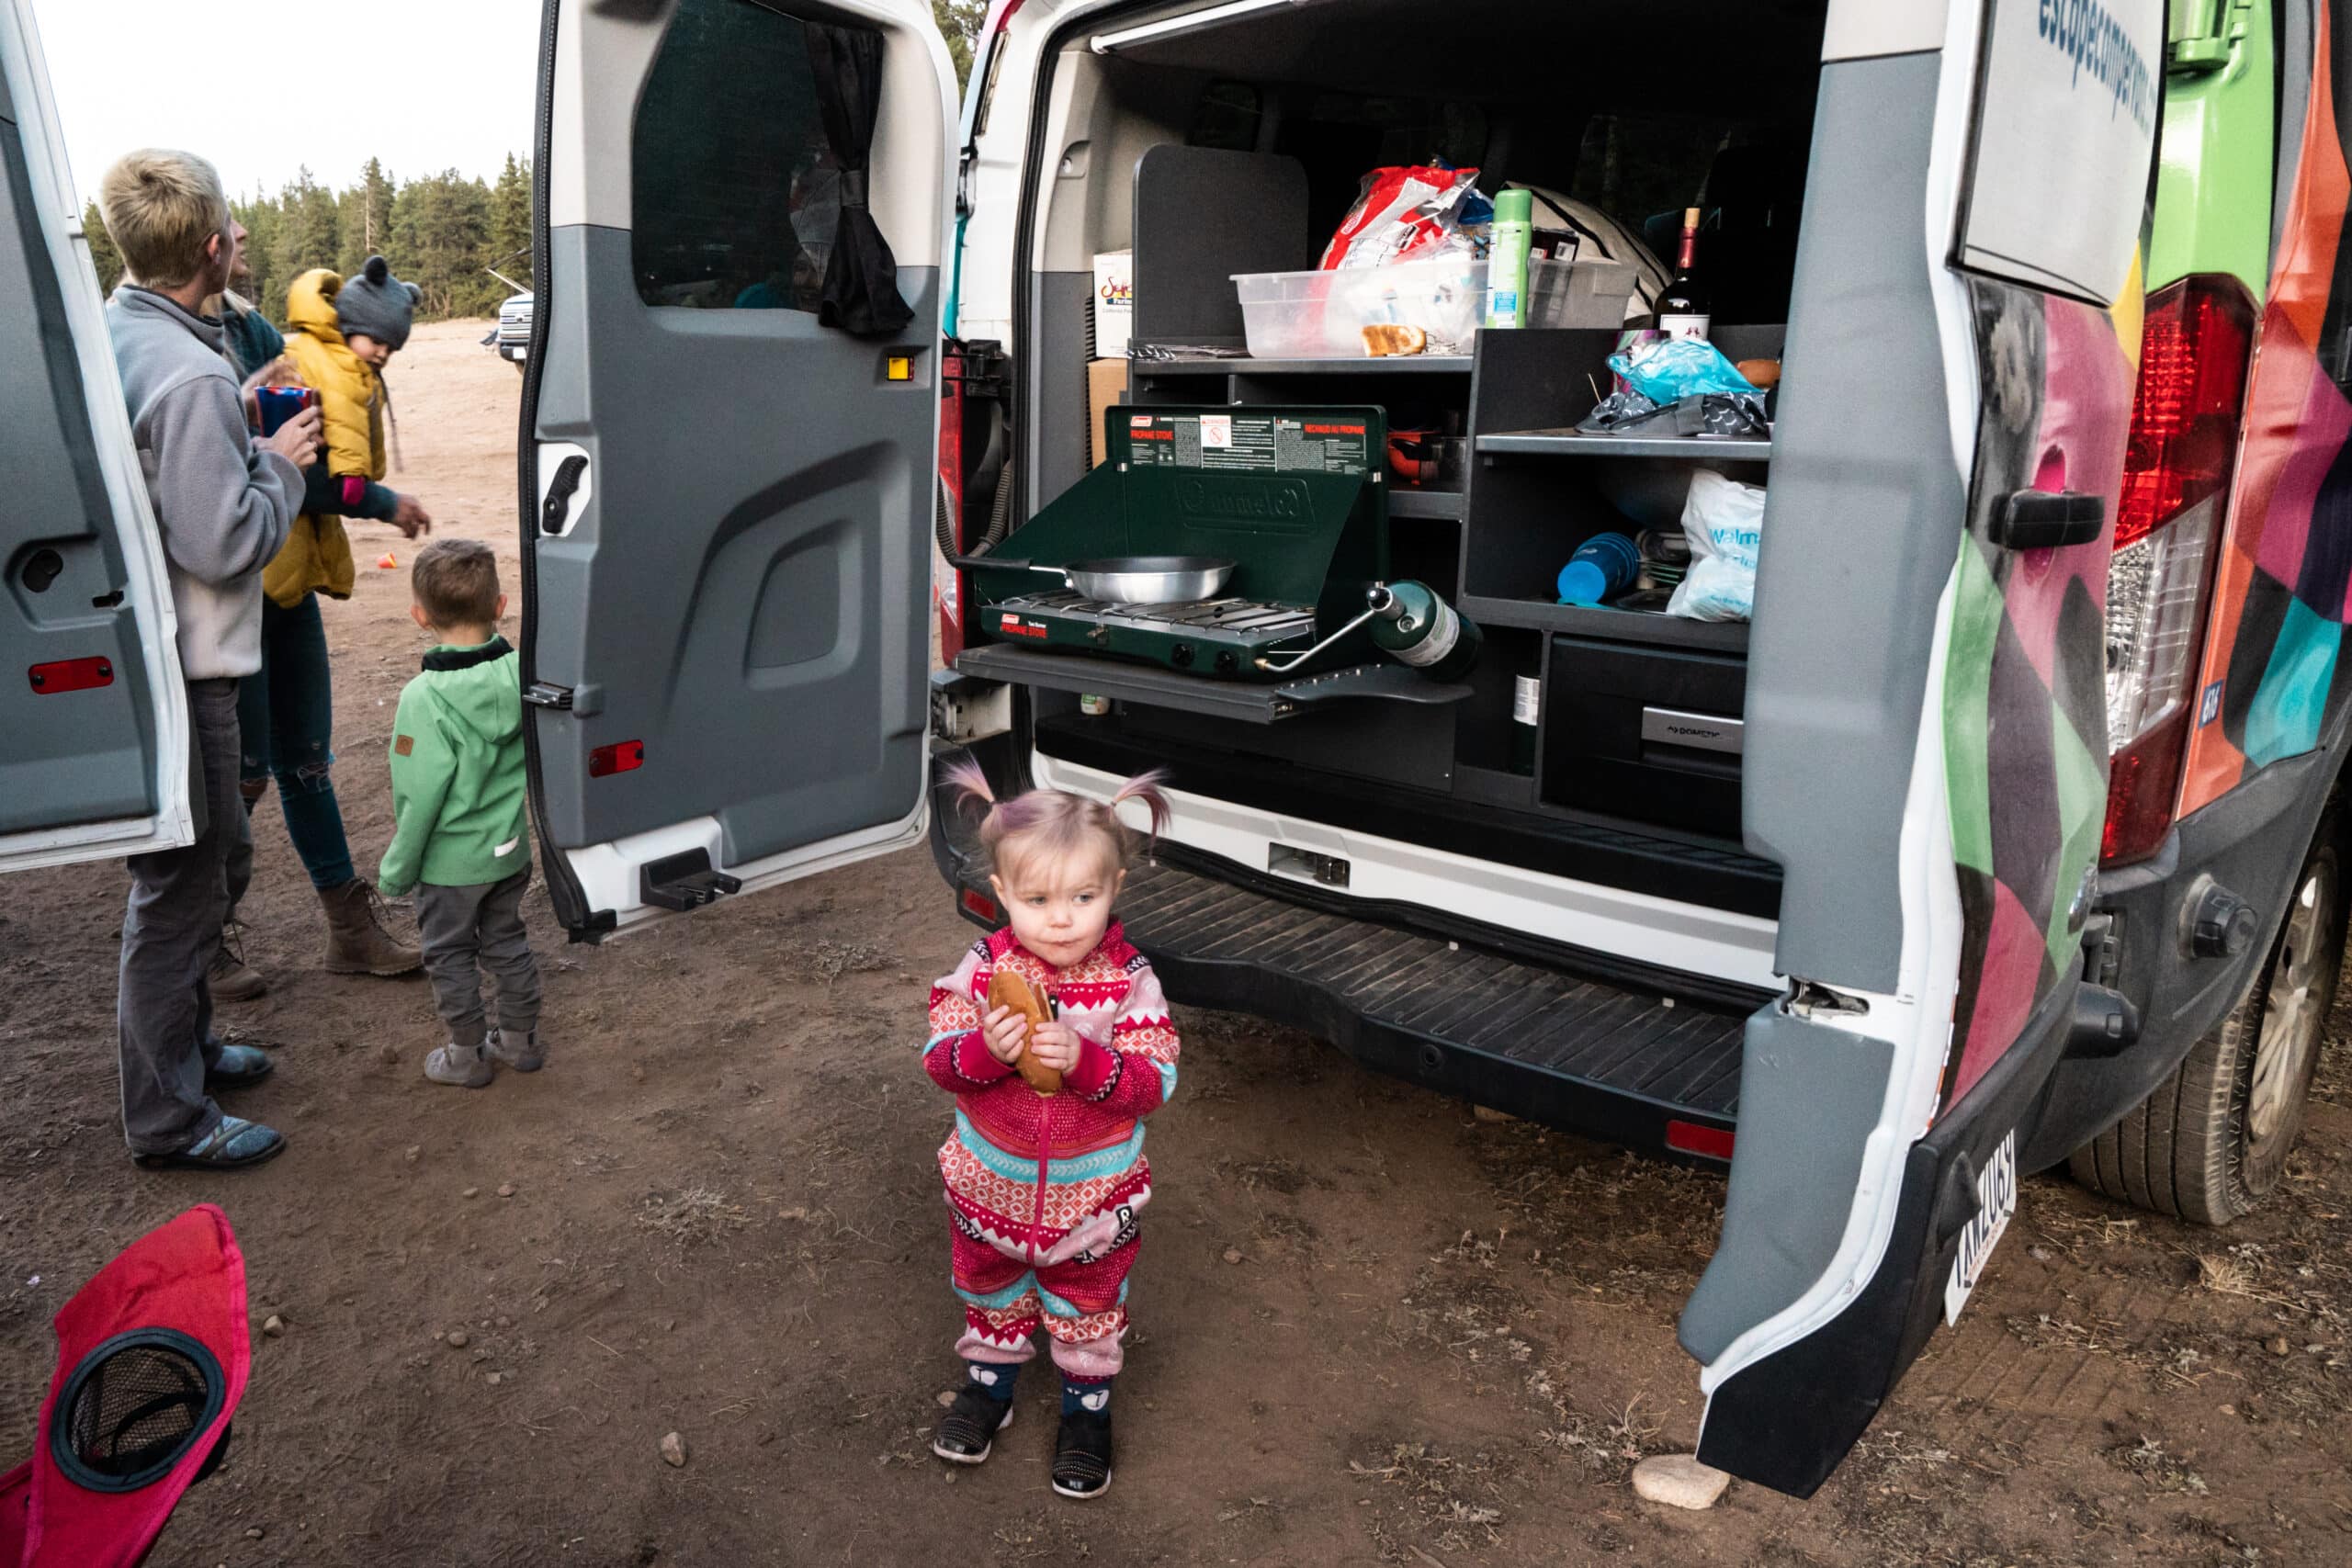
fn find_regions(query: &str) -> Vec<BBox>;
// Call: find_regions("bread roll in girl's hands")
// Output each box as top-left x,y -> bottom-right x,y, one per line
987,968 -> 1062,1094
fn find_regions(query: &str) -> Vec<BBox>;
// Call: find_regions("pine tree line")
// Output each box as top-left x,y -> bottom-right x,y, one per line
83,152 -> 535,324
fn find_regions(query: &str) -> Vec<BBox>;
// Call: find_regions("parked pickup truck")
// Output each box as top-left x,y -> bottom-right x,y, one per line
485,290 -> 532,368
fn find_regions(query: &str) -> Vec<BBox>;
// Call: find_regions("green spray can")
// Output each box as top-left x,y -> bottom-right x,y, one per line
1484,188 -> 1534,330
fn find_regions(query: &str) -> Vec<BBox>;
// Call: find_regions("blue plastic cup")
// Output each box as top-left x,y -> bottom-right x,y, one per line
1557,532 -> 1642,605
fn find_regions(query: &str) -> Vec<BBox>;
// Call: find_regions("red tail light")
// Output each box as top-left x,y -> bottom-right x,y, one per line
2100,276 -> 2255,865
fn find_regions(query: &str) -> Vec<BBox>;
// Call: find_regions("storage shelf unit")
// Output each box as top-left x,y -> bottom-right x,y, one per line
1091,323 -> 1778,841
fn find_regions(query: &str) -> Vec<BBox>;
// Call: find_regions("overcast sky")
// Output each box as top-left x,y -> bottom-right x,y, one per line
29,0 -> 544,206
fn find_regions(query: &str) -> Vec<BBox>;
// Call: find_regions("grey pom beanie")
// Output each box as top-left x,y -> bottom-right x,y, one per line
336,254 -> 421,351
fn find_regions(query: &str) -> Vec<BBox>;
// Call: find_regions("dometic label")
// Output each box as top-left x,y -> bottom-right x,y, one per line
1943,1129 -> 2018,1325
1123,412 -> 1371,475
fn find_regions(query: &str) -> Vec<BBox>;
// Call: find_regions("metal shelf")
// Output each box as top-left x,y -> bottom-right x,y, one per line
956,642 -> 1471,723
1478,428 -> 1772,460
1135,355 -> 1476,376
1387,488 -> 1467,520
1461,595 -> 1751,653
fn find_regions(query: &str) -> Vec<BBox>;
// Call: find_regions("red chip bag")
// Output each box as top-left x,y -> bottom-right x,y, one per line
1318,164 -> 1483,270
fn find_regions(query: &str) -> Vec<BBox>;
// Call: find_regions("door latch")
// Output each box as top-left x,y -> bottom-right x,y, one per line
523,682 -> 572,710
1989,490 -> 2104,551
540,454 -> 588,535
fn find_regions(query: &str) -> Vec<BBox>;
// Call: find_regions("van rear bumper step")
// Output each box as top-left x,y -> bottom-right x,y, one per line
956,852 -> 1755,1156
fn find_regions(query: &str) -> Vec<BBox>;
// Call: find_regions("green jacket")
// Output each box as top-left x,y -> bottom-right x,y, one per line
379,637 -> 530,896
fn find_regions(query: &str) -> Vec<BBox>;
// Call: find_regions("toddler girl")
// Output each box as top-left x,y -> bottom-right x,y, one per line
923,763 -> 1181,1500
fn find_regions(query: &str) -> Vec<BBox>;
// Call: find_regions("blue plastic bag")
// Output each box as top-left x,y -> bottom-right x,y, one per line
1607,337 -> 1758,403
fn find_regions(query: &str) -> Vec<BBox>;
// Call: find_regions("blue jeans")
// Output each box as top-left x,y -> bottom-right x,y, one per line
228,592 -> 356,901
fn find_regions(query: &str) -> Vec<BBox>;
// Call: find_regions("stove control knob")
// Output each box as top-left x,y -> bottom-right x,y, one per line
1170,643 -> 1195,668
1215,650 -> 1239,673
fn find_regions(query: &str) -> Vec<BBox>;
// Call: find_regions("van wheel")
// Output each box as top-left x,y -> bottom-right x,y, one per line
2068,834 -> 2342,1225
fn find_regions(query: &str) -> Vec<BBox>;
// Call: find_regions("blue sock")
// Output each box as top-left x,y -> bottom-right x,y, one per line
963,1360 -> 1017,1403
1062,1375 -> 1112,1416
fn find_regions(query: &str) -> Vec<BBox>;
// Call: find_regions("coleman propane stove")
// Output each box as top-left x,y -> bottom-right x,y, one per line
963,403 -> 1390,680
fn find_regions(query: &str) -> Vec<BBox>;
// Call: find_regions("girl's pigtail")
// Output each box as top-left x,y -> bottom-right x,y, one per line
1110,768 -> 1173,847
944,758 -> 999,826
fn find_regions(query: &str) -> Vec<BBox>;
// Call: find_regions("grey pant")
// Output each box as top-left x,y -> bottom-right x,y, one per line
118,679 -> 240,1154
416,871 -> 540,1048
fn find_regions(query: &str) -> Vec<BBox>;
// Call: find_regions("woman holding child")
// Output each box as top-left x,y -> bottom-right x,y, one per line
208,237 -> 436,996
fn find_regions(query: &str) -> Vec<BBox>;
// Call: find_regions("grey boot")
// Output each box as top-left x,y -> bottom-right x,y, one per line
424,1041 -> 493,1089
208,922 -> 268,1001
485,1027 -> 544,1073
321,877 -> 423,976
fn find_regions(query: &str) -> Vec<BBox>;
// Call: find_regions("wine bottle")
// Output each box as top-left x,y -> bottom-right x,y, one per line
1654,206 -> 1710,340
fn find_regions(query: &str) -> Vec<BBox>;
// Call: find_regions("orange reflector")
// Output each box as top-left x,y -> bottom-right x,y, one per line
28,656 -> 115,694
588,739 -> 645,777
888,355 -> 913,381
960,888 -> 1001,924
1665,1120 -> 1736,1161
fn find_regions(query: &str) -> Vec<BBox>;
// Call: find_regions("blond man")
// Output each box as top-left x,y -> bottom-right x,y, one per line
101,148 -> 321,1169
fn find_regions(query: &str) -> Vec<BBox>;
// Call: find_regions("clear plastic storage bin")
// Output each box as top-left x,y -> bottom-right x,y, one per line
1230,256 -> 1637,359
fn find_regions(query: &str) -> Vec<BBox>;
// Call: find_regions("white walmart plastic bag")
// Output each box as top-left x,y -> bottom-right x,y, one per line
1668,469 -> 1766,622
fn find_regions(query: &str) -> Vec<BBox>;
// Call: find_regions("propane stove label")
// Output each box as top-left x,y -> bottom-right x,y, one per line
997,614 -> 1048,640
1123,411 -> 1371,476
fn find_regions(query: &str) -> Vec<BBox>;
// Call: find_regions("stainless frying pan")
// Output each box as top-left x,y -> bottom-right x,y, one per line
946,553 -> 1236,604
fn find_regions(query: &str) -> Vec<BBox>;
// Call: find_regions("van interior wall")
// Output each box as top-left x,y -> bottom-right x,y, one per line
1011,0 -> 1829,922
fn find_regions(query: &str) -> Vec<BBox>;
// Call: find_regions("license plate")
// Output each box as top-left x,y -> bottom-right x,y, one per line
1943,1128 -> 2018,1325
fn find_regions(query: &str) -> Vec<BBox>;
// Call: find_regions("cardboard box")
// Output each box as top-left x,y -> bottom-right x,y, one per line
1092,250 -> 1132,357
1087,358 -> 1127,468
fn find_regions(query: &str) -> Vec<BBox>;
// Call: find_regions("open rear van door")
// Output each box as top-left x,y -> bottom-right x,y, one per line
1679,0 -> 2158,1495
0,0 -> 191,875
524,0 -> 956,936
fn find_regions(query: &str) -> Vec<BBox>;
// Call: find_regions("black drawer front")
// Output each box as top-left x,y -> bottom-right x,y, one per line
1543,638 -> 1746,835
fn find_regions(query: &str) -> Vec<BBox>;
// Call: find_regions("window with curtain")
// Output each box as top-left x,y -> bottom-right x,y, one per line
631,0 -> 912,333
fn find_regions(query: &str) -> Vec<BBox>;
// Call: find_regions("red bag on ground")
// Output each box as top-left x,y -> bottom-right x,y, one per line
2,1205 -> 251,1568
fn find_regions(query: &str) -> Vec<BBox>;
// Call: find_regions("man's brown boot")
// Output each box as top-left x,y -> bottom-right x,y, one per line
319,877 -> 423,976
209,921 -> 268,1001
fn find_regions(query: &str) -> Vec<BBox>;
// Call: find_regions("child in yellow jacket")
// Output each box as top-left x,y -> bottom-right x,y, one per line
274,255 -> 433,604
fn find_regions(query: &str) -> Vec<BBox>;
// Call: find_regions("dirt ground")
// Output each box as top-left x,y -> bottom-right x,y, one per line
5,319 -> 2351,1567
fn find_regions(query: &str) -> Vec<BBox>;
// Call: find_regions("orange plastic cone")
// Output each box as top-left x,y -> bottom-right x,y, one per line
378,552 -> 398,570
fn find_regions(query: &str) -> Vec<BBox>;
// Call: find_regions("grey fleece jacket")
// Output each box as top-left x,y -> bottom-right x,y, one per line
106,286 -> 300,680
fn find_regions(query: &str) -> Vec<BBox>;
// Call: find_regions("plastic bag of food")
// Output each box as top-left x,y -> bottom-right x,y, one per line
1668,469 -> 1766,622
1607,336 -> 1759,403
1319,164 -> 1485,270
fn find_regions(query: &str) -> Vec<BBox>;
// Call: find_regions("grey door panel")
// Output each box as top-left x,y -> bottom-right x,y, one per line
1677,1006 -> 1894,1363
527,222 -> 936,866
1741,49 -> 1962,991
0,110 -> 157,834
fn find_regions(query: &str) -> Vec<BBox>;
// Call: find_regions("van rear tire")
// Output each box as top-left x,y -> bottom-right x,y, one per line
2068,833 -> 2342,1225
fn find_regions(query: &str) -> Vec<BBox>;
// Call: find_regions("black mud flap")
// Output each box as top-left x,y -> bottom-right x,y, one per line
1694,977 -> 2078,1496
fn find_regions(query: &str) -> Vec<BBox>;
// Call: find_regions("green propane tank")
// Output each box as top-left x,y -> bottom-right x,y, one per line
1368,581 -> 1481,681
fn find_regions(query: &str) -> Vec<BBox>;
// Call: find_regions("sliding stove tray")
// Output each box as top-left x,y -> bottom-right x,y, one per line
956,640 -> 1471,723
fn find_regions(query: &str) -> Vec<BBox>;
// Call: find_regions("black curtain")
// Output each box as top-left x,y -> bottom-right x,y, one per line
806,22 -> 916,336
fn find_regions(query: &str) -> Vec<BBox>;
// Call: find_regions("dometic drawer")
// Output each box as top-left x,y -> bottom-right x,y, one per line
1542,638 -> 1745,836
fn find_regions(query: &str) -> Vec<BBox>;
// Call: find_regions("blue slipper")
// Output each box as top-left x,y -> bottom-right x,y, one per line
134,1115 -> 286,1170
204,1043 -> 275,1091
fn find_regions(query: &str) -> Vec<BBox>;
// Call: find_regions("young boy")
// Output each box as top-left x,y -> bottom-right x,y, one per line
379,539 -> 543,1088
99,148 -> 321,1168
